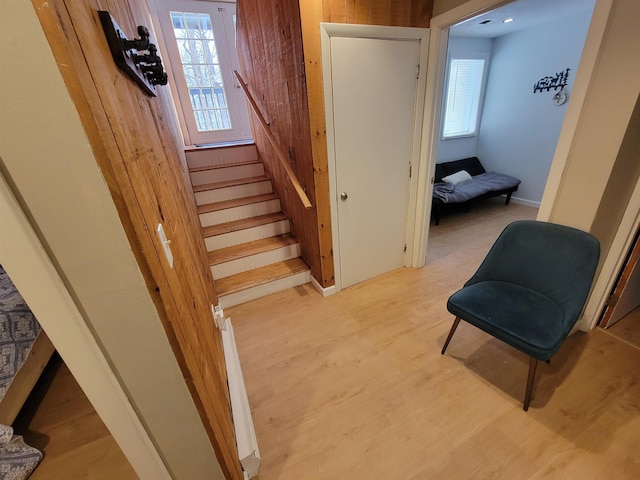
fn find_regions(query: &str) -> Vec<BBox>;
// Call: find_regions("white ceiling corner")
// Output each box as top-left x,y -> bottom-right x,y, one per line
449,0 -> 596,39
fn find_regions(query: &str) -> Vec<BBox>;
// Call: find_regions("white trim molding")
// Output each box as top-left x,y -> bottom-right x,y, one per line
311,275 -> 337,298
320,22 -> 430,291
0,174 -> 172,480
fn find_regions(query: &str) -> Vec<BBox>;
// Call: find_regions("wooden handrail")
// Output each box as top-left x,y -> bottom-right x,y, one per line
234,70 -> 312,209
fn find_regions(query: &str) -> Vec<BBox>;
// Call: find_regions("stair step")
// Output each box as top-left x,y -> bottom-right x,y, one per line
193,175 -> 270,193
203,212 -> 291,251
209,234 -> 299,265
186,143 -> 258,170
189,159 -> 261,173
217,257 -> 309,295
190,161 -> 265,186
198,193 -> 278,214
194,177 -> 273,205
210,234 -> 300,279
203,212 -> 289,237
198,194 -> 281,227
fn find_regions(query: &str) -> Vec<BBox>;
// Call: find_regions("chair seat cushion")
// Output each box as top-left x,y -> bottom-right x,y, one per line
447,281 -> 566,360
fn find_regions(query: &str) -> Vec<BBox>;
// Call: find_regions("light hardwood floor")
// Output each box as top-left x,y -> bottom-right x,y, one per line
605,305 -> 640,349
15,200 -> 640,479
229,199 -> 640,479
13,355 -> 138,479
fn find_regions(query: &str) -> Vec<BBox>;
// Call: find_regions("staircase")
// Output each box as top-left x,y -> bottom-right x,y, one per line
187,144 -> 311,308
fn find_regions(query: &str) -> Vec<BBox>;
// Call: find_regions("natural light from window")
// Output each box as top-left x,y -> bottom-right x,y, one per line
443,58 -> 485,139
170,11 -> 232,132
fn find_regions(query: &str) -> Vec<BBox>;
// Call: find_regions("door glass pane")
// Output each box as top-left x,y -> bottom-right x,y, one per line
170,11 -> 232,132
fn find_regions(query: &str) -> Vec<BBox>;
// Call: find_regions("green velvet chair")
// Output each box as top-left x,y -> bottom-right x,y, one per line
441,220 -> 600,410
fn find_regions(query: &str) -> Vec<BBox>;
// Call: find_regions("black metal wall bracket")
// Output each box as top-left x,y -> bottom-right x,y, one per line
98,10 -> 168,97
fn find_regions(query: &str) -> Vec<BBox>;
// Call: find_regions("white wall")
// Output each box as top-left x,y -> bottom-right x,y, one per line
436,36 -> 493,163
477,8 -> 594,204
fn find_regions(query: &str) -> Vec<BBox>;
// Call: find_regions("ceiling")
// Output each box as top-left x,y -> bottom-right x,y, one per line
450,0 -> 596,38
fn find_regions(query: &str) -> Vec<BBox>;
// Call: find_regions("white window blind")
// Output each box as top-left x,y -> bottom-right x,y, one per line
443,58 -> 485,138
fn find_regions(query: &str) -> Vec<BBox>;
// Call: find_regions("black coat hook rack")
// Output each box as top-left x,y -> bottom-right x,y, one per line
98,10 -> 167,97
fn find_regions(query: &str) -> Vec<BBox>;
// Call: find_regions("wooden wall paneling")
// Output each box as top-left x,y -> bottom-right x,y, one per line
237,0 -> 324,283
346,0 -> 371,24
371,0 -> 393,25
389,0 -> 412,25
411,0 -> 433,27
248,0 -> 294,218
298,1 -> 336,288
323,0 -> 347,23
290,0 -> 322,280
274,0 -> 321,274
93,2 -> 240,474
237,0 -> 433,288
33,1 -> 242,478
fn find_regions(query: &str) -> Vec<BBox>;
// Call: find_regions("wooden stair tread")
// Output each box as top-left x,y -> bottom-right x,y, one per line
189,159 -> 262,173
185,141 -> 254,152
202,212 -> 289,238
208,234 -> 298,265
216,258 -> 309,296
192,175 -> 270,193
198,193 -> 278,214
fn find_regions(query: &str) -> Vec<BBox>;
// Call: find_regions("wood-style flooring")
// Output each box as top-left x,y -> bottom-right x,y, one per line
13,199 -> 640,479
605,305 -> 640,349
229,198 -> 640,479
13,355 -> 137,479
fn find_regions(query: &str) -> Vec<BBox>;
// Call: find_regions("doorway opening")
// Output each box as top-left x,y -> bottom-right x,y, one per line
150,0 -> 253,147
424,0 -> 595,264
598,225 -> 640,346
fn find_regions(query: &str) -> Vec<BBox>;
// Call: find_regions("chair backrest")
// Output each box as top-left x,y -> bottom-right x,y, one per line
466,220 -> 600,330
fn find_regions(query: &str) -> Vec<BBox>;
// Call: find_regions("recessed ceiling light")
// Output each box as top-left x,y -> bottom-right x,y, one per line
479,19 -> 492,25
503,18 -> 514,23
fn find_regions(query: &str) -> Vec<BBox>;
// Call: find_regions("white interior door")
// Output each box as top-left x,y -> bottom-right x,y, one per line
326,29 -> 425,289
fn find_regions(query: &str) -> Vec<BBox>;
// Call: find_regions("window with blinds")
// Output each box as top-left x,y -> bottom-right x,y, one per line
442,58 -> 486,139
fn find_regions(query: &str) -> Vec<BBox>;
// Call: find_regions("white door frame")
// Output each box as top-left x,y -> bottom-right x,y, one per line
582,179 -> 640,330
321,23 -> 429,293
413,1 -> 632,326
0,174 -> 171,480
149,0 -> 252,146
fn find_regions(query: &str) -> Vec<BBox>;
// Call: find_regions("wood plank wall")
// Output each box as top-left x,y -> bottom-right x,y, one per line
236,0 -> 326,286
32,1 -> 242,478
237,0 -> 432,288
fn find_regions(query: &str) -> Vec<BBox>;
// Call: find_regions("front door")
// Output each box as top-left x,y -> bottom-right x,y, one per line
152,0 -> 252,145
324,26 -> 428,289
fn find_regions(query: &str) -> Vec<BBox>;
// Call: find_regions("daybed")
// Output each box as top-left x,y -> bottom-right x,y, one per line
0,265 -> 55,478
431,157 -> 521,225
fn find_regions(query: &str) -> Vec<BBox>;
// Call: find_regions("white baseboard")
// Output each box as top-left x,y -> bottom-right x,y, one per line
311,275 -> 336,297
509,196 -> 541,208
221,318 -> 260,479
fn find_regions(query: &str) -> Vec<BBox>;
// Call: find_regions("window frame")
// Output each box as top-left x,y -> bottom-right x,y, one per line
150,0 -> 252,146
441,53 -> 490,140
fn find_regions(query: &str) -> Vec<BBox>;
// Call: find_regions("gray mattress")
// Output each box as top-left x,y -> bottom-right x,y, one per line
433,171 -> 521,204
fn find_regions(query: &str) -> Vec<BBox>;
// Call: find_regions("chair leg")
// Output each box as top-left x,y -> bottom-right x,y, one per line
523,357 -> 538,411
441,317 -> 461,355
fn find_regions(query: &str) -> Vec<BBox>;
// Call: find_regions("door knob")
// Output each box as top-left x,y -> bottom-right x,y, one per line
340,192 -> 348,201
